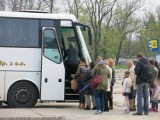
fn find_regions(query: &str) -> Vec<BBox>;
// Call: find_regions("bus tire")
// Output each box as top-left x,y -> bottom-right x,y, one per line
7,81 -> 38,108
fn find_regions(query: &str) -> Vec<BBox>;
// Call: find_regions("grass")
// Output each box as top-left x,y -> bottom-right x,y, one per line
115,64 -> 128,69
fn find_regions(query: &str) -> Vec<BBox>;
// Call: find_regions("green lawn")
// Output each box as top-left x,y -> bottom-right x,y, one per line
115,65 -> 128,69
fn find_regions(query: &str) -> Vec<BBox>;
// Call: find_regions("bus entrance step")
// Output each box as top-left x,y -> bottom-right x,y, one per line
65,87 -> 79,94
65,94 -> 79,100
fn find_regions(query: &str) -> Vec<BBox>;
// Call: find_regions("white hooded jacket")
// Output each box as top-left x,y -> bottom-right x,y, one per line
122,77 -> 132,93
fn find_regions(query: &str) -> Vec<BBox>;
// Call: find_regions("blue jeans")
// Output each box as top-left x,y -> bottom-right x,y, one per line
94,89 -> 105,111
78,81 -> 85,103
136,83 -> 149,114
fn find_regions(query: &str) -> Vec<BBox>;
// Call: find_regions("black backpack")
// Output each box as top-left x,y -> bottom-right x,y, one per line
140,62 -> 153,82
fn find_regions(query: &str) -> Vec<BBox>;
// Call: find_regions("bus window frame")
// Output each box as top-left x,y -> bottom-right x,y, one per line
42,27 -> 62,64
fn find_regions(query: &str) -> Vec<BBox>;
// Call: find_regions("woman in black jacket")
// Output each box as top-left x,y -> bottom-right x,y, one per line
83,62 -> 96,110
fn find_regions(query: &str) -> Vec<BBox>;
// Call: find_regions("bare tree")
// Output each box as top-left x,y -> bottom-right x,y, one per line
36,0 -> 44,10
85,0 -> 117,60
5,0 -> 36,11
66,0 -> 84,19
0,0 -> 5,10
42,0 -> 56,13
112,0 -> 143,64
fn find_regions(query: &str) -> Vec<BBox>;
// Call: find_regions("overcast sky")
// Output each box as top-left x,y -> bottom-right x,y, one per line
144,0 -> 160,12
132,0 -> 160,18
56,0 -> 160,17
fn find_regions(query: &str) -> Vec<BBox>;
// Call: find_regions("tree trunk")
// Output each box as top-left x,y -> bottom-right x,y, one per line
50,0 -> 53,13
115,40 -> 123,65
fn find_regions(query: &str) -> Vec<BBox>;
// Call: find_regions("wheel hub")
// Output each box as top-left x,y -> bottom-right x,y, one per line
16,89 -> 31,104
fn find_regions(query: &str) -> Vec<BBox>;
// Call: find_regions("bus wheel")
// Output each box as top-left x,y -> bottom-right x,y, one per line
7,81 -> 38,108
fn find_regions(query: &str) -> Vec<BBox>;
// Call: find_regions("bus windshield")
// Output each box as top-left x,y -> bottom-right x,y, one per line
61,26 -> 91,64
75,26 -> 91,64
61,27 -> 79,52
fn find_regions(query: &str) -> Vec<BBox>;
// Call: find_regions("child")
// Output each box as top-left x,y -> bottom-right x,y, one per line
122,71 -> 132,114
149,80 -> 160,112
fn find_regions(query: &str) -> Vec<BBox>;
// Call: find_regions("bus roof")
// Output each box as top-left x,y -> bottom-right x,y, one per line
0,11 -> 77,22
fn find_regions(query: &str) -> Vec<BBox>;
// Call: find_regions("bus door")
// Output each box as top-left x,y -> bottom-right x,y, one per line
41,27 -> 65,101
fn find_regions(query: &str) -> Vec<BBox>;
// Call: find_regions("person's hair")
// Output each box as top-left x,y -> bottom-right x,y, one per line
124,71 -> 130,77
136,53 -> 144,59
97,56 -> 102,60
127,60 -> 133,65
90,62 -> 95,69
80,58 -> 88,67
69,42 -> 74,47
149,59 -> 155,65
108,58 -> 114,67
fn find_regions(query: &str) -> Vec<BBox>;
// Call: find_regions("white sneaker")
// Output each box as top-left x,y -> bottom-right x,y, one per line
95,110 -> 102,114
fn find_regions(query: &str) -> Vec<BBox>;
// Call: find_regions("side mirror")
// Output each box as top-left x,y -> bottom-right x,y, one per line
73,22 -> 92,46
80,26 -> 86,31
88,29 -> 92,46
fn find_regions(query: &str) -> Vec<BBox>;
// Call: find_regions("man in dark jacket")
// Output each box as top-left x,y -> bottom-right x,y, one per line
64,42 -> 80,81
133,53 -> 149,115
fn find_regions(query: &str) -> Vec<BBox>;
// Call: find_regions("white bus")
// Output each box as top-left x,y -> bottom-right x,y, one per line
0,11 -> 92,108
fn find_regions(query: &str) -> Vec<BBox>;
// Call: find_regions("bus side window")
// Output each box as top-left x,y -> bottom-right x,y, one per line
43,28 -> 61,63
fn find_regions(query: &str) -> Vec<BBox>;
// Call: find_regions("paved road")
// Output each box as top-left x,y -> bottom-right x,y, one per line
0,69 -> 160,120
0,102 -> 160,120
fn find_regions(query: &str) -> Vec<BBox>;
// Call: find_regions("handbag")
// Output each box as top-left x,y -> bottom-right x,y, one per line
91,75 -> 100,90
70,79 -> 77,91
91,66 -> 100,90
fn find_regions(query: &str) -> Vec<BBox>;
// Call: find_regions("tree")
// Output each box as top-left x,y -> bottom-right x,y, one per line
41,0 -> 57,13
0,0 -> 5,10
106,0 -> 143,64
84,0 -> 117,60
137,11 -> 160,58
5,0 -> 34,11
65,0 -> 84,19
